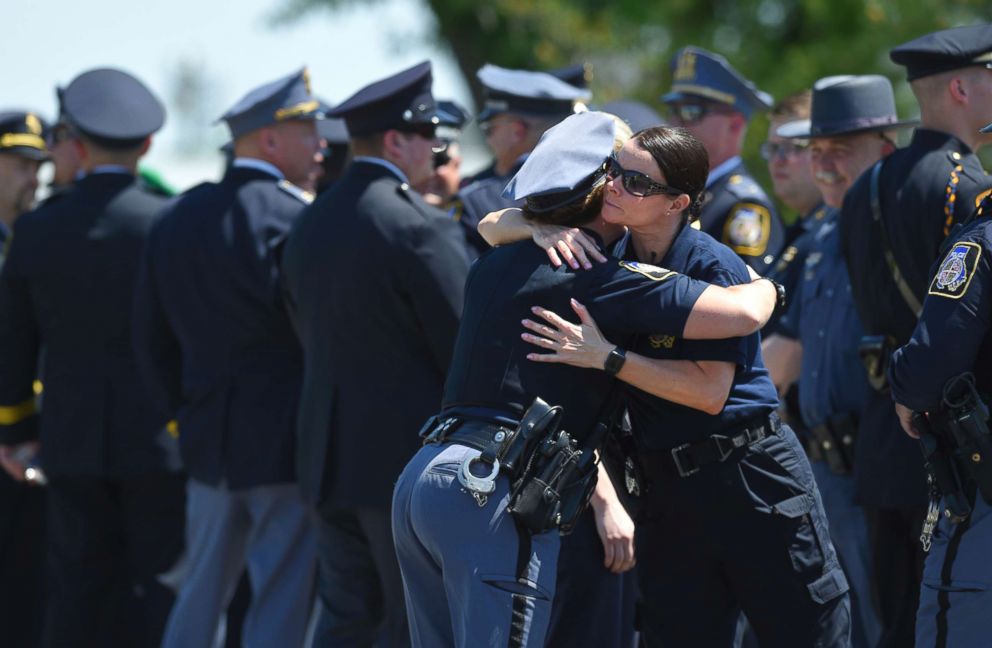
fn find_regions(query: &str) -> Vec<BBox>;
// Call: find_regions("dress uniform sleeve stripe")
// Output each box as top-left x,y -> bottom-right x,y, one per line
0,397 -> 37,425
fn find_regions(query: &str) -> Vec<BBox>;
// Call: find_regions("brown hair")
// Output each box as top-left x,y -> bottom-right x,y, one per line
771,90 -> 812,121
521,183 -> 605,227
632,126 -> 709,220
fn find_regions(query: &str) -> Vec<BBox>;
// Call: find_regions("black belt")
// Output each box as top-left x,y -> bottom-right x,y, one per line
421,416 -> 515,453
650,413 -> 781,478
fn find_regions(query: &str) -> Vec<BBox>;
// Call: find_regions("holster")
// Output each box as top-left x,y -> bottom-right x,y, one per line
915,412 -> 973,522
858,335 -> 896,393
937,373 -> 992,506
601,409 -> 643,518
809,413 -> 858,475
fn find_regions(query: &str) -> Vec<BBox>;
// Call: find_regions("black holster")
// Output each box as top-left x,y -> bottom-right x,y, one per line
809,413 -> 858,475
505,398 -> 605,536
858,335 -> 897,392
935,373 -> 992,506
914,412 -> 973,523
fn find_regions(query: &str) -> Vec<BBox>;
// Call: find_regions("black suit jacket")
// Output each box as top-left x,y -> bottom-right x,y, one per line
282,161 -> 470,508
0,172 -> 181,477
132,166 -> 309,489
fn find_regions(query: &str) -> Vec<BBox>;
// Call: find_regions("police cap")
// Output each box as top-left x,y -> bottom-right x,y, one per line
981,121 -> 992,134
477,64 -> 591,122
435,100 -> 470,129
326,61 -> 438,137
314,101 -> 349,145
548,63 -> 592,89
503,111 -> 614,213
0,111 -> 49,161
777,75 -> 917,139
661,46 -> 772,119
890,24 -> 992,82
221,68 -> 321,139
60,68 -> 165,144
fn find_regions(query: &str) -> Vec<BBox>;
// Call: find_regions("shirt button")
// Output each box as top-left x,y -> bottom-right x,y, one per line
811,370 -> 818,378
826,288 -> 833,298
818,329 -> 825,338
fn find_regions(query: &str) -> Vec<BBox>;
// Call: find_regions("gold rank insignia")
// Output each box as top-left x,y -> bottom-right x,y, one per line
648,334 -> 676,349
724,203 -> 771,256
619,260 -> 676,281
728,174 -> 743,185
674,50 -> 697,81
929,241 -> 981,299
25,113 -> 42,135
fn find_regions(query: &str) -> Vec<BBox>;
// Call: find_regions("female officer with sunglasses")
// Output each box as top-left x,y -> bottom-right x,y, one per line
481,126 -> 852,648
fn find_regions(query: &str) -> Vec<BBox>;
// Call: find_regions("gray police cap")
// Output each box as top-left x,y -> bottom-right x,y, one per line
503,111 -> 615,213
477,64 -> 591,121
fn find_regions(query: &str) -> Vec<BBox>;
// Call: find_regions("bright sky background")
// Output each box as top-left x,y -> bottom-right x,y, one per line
3,0 -> 477,189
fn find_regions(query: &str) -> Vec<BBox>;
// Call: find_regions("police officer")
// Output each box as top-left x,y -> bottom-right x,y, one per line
0,68 -> 185,648
392,111 -> 782,648
889,173 -> 992,647
315,102 -> 349,194
415,99 -> 468,208
517,124 -> 851,646
840,25 -> 992,646
133,68 -> 322,648
281,61 -> 469,648
452,64 -> 590,258
766,77 -> 918,646
661,46 -> 784,273
0,109 -> 49,648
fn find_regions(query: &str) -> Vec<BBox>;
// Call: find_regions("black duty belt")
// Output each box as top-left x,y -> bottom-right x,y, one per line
649,413 -> 781,478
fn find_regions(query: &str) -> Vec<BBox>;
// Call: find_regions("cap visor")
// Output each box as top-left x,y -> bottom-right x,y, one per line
776,119 -> 812,139
982,122 -> 992,134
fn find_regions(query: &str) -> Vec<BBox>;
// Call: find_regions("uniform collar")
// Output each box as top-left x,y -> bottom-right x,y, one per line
88,164 -> 134,177
352,156 -> 409,185
658,221 -> 698,270
232,157 -> 284,180
705,155 -> 742,189
909,127 -> 973,156
801,202 -> 829,232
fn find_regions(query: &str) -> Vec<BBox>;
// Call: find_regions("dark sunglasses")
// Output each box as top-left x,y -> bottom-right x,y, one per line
666,103 -> 733,125
605,155 -> 684,198
399,123 -> 438,140
759,140 -> 809,161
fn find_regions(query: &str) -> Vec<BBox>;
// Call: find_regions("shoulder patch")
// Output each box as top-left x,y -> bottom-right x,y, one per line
723,202 -> 771,255
619,260 -> 676,281
929,241 -> 982,299
448,200 -> 464,222
277,180 -> 314,205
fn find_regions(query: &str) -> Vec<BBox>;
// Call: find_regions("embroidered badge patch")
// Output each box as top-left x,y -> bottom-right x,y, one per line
648,334 -> 676,349
619,260 -> 676,282
929,241 -> 982,299
724,203 -> 770,255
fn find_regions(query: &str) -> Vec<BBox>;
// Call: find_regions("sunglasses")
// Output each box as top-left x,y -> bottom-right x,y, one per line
759,140 -> 810,161
605,155 -> 684,198
666,103 -> 734,125
399,123 -> 438,140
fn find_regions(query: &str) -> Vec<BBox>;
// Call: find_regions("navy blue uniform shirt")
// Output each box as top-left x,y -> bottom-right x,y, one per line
764,203 -> 829,336
451,159 -> 525,260
698,158 -> 784,273
840,128 -> 989,508
891,215 -> 992,411
618,224 -> 778,449
778,209 -> 871,428
132,164 -> 308,489
443,235 -> 707,439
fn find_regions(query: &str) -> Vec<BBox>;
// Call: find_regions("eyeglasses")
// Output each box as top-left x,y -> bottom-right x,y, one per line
605,155 -> 684,198
666,103 -> 734,125
759,140 -> 810,161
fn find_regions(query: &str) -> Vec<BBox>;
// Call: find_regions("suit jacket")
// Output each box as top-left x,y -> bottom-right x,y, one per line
132,166 -> 309,489
282,160 -> 470,509
0,171 -> 180,477
698,159 -> 784,273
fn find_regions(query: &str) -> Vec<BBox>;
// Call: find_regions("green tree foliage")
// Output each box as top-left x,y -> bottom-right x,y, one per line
280,0 -> 989,217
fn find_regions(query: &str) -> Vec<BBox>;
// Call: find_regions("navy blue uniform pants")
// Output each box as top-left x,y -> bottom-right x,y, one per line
43,473 -> 185,648
636,426 -> 851,647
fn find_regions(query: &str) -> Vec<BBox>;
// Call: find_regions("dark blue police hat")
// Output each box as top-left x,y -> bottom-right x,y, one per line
981,121 -> 992,134
890,24 -> 992,82
221,68 -> 321,139
600,100 -> 666,133
435,100 -> 469,129
60,68 -> 165,143
315,101 -> 349,145
661,46 -> 772,119
549,63 -> 592,89
503,111 -> 615,213
0,111 -> 49,161
777,75 -> 917,139
477,64 -> 591,122
326,61 -> 438,137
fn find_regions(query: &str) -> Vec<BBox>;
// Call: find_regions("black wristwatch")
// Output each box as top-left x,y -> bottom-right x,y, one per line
604,346 -> 627,376
761,277 -> 787,319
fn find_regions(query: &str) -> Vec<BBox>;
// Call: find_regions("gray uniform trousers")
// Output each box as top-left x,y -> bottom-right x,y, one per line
916,494 -> 992,647
161,479 -> 316,648
392,443 -> 560,648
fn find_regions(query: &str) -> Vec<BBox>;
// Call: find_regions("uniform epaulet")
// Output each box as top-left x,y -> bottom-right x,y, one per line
395,182 -> 436,222
725,173 -> 768,202
277,180 -> 314,205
